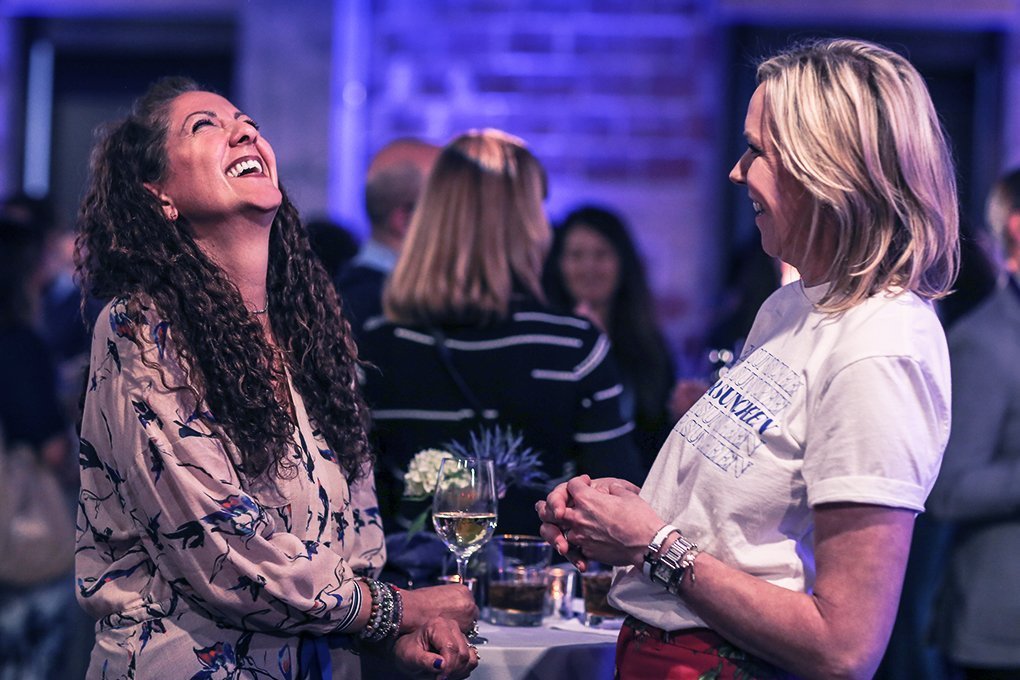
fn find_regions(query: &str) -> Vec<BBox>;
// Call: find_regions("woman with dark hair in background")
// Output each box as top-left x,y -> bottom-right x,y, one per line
74,76 -> 477,679
543,206 -> 676,470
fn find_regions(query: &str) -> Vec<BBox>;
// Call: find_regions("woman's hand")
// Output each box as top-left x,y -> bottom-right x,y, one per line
536,476 -> 589,568
537,475 -> 663,569
393,617 -> 479,679
589,476 -> 641,496
399,584 -> 478,634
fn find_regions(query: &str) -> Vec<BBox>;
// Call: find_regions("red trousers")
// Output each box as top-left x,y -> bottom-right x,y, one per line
615,617 -> 794,680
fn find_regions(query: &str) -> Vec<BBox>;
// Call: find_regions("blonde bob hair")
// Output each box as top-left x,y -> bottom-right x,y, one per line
757,38 -> 959,311
384,129 -> 550,326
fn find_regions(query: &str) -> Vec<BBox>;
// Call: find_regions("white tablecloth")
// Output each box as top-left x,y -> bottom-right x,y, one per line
468,617 -> 618,680
360,606 -> 621,679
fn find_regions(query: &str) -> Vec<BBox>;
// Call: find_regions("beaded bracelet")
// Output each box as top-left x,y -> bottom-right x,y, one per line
391,584 -> 404,636
359,580 -> 402,642
359,579 -> 385,641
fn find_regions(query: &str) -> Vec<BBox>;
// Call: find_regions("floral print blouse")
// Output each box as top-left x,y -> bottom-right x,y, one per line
75,296 -> 385,680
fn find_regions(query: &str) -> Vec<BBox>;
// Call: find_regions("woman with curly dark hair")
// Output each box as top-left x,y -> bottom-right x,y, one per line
543,206 -> 677,469
74,77 -> 477,680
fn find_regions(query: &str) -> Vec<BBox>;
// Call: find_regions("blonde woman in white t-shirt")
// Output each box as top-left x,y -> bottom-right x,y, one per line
537,37 -> 959,680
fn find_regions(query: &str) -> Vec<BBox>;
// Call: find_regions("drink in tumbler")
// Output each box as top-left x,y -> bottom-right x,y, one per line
488,581 -> 547,615
486,535 -> 551,626
581,562 -> 623,626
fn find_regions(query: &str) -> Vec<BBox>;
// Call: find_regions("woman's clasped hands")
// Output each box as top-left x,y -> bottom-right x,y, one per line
393,584 -> 479,678
535,475 -> 664,571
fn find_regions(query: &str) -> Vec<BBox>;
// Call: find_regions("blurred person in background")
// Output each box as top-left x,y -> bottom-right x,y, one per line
306,216 -> 360,281
359,130 -> 645,545
0,213 -> 80,679
73,76 -> 478,680
2,192 -> 105,426
927,167 -> 1020,680
334,138 -> 439,331
543,205 -> 677,470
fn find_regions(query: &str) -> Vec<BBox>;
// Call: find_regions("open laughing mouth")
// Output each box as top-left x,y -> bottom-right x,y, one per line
225,156 -> 264,178
752,200 -> 764,216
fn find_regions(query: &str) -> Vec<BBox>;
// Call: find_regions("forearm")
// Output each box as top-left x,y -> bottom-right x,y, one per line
546,482 -> 910,678
643,505 -> 912,679
667,552 -> 894,679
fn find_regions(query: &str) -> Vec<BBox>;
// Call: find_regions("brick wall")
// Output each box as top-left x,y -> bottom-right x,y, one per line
355,0 -> 724,357
237,0 -> 334,216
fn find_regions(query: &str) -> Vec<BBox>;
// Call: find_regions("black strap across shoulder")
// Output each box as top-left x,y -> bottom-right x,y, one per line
427,327 -> 486,418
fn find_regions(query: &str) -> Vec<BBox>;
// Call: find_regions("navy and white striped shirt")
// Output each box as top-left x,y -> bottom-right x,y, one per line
358,296 -> 645,535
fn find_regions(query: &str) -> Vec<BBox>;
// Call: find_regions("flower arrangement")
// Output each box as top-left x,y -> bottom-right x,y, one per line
403,449 -> 455,501
443,425 -> 550,498
401,425 -> 552,536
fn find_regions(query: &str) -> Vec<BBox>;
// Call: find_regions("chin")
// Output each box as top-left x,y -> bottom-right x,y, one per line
254,194 -> 283,213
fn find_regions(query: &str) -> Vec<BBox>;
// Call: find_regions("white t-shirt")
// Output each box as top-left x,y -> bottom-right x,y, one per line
610,281 -> 951,631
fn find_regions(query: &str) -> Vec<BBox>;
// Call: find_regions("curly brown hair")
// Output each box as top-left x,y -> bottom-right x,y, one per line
75,76 -> 372,482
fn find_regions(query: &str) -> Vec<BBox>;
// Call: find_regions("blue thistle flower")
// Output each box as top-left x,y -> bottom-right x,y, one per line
444,425 -> 551,498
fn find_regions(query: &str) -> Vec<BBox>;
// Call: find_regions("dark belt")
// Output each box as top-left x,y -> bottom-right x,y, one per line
622,615 -> 721,645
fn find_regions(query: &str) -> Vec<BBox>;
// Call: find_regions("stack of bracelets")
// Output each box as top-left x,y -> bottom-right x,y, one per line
642,524 -> 701,597
358,580 -> 404,642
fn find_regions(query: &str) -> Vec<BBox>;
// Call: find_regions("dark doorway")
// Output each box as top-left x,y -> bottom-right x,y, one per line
17,17 -> 236,228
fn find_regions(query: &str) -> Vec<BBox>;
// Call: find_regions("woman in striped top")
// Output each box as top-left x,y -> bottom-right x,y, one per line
358,129 -> 645,537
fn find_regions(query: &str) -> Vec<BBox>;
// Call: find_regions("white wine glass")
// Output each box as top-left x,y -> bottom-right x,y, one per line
432,457 -> 497,643
432,457 -> 498,583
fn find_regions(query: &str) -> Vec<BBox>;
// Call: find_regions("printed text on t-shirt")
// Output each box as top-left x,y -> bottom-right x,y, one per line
676,348 -> 801,478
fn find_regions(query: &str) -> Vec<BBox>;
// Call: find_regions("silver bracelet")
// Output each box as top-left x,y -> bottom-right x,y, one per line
642,524 -> 678,578
649,533 -> 698,595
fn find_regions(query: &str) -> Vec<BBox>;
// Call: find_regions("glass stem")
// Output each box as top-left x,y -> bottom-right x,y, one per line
456,556 -> 468,582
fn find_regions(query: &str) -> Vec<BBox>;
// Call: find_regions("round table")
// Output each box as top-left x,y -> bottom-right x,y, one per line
359,607 -> 621,679
467,617 -> 618,680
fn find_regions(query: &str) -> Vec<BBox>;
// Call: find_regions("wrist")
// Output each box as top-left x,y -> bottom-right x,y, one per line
396,588 -> 421,633
358,580 -> 403,642
638,522 -> 677,571
647,533 -> 700,595
658,532 -> 680,556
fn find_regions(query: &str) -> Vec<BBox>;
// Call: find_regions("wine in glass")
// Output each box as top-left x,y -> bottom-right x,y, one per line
432,457 -> 498,581
432,457 -> 497,643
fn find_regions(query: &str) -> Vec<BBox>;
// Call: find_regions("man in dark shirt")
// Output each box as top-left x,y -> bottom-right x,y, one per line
334,139 -> 439,330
